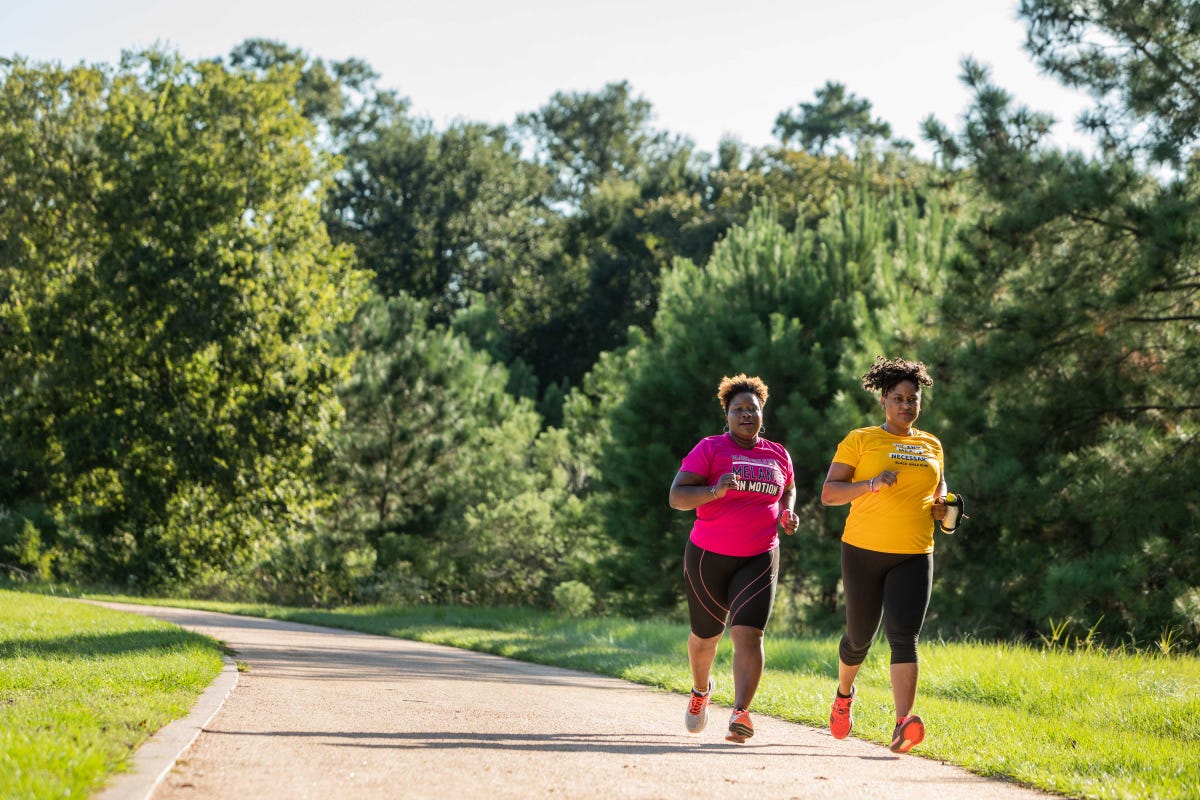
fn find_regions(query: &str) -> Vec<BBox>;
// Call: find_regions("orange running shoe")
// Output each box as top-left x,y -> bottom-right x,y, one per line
725,708 -> 754,743
890,714 -> 925,753
684,678 -> 713,733
829,687 -> 855,739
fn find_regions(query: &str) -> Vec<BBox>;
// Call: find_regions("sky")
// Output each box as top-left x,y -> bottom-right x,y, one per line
1,0 -> 1096,158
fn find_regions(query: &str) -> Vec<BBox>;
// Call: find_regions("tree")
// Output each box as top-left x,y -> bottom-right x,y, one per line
1022,0 -> 1200,167
0,52 -> 370,587
225,39 -> 566,352
517,80 -> 675,204
225,38 -> 409,150
590,177 -> 956,621
920,29 -> 1200,641
506,83 -> 929,392
500,82 -> 702,387
329,293 -> 594,605
774,81 -> 893,155
325,117 -> 560,321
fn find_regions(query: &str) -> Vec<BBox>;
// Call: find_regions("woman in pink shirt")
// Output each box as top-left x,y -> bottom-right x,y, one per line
669,373 -> 797,743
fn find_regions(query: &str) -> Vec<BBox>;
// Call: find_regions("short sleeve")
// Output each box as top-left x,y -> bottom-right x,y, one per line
832,431 -> 861,467
680,438 -> 713,477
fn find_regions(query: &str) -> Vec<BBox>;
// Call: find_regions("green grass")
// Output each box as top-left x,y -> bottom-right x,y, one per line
0,589 -> 225,800
11,589 -> 1200,799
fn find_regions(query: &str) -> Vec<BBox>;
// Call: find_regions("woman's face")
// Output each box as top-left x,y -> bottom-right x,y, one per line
881,380 -> 922,430
726,391 -> 764,440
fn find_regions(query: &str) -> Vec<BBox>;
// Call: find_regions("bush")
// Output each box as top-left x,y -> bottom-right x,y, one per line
0,507 -> 56,579
552,580 -> 595,617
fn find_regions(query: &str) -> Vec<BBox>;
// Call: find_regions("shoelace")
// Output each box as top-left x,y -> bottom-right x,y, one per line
688,692 -> 708,714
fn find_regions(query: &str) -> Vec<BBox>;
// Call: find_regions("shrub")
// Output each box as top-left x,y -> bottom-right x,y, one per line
552,580 -> 596,617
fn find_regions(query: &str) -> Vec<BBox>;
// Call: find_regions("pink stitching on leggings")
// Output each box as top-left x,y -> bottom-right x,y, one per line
727,561 -> 776,626
686,550 -> 729,627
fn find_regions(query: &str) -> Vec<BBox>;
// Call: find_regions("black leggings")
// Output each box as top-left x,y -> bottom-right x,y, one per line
683,540 -> 779,639
838,541 -> 932,666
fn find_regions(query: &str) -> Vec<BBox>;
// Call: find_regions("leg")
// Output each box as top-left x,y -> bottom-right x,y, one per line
889,659 -> 927,754
683,540 -> 733,693
830,543 -> 889,740
728,625 -> 764,710
890,662 -> 919,718
724,547 -> 779,710
722,548 -> 779,743
682,541 -> 733,734
829,652 -> 862,740
838,542 -> 888,685
882,552 -> 933,718
687,632 -> 721,694
837,659 -> 863,697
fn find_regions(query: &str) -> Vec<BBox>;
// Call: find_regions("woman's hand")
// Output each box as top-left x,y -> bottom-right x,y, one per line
778,508 -> 799,536
931,496 -> 948,521
711,472 -> 739,499
822,463 -> 895,506
870,470 -> 898,492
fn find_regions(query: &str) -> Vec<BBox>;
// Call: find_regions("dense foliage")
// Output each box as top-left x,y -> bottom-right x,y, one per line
0,53 -> 369,591
590,179 -> 955,621
1,0 -> 1198,648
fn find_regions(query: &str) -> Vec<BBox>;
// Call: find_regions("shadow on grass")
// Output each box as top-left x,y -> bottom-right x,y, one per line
0,627 -> 217,660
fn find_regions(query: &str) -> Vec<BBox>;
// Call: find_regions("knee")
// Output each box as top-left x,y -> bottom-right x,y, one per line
838,633 -> 871,666
886,632 -> 920,664
729,625 -> 764,649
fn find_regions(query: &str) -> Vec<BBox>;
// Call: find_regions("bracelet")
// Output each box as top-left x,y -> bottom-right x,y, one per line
868,477 -> 875,493
709,484 -> 718,497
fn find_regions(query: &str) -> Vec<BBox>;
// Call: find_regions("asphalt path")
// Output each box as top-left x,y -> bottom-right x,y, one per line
89,602 -> 1063,800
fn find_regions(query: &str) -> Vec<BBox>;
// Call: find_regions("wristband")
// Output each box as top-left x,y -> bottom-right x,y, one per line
709,484 -> 718,497
868,477 -> 876,493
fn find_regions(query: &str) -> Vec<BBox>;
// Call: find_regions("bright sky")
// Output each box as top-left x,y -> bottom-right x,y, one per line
1,0 -> 1095,158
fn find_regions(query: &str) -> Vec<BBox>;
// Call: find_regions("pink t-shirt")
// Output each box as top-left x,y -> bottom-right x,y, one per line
680,433 -> 794,557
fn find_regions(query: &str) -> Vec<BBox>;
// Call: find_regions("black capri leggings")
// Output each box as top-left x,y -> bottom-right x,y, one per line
683,539 -> 780,639
838,541 -> 933,666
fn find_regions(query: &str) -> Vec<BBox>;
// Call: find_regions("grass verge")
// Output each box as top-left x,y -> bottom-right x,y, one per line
0,589 -> 225,800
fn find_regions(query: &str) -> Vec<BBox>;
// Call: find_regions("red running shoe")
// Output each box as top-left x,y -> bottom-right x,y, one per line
829,687 -> 855,739
725,708 -> 754,743
890,714 -> 925,753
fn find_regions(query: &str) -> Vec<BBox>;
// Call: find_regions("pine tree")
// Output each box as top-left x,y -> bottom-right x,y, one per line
591,167 -> 957,623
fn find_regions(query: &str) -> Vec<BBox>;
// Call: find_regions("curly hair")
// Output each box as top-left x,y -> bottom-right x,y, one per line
716,373 -> 769,412
861,355 -> 933,396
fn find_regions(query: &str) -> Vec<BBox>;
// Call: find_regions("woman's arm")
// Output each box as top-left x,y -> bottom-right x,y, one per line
778,481 -> 795,516
777,482 -> 798,534
821,462 -> 896,506
669,469 -> 737,511
931,477 -> 949,521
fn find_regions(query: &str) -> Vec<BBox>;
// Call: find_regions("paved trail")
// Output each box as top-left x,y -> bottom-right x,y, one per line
91,602 -> 1062,800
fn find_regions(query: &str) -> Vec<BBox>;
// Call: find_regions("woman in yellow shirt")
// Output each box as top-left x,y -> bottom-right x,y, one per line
820,356 -> 950,754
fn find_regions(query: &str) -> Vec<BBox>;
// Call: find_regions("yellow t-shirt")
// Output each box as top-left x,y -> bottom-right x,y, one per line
832,425 -> 944,554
